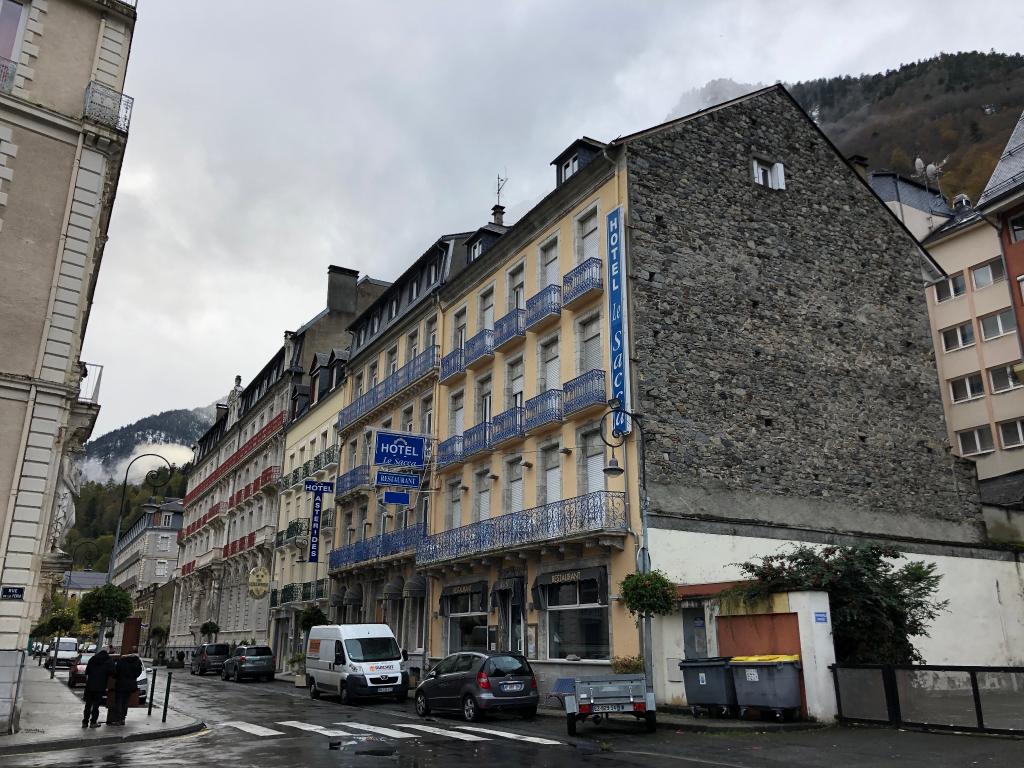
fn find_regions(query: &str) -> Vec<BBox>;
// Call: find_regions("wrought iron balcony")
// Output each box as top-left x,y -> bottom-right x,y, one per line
316,578 -> 328,599
417,491 -> 627,565
1,56 -> 16,96
525,284 -> 562,331
463,422 -> 493,458
564,369 -> 607,416
281,582 -> 302,604
270,589 -> 279,608
83,81 -> 133,133
313,452 -> 325,473
440,349 -> 465,383
321,509 -> 336,529
284,517 -> 310,544
335,464 -> 370,497
337,346 -> 439,433
303,460 -> 314,479
494,309 -> 526,350
492,407 -> 525,445
322,444 -> 340,468
525,389 -> 563,432
437,435 -> 464,468
464,329 -> 495,368
329,524 -> 426,571
563,257 -> 603,307
274,530 -> 285,548
301,581 -> 314,601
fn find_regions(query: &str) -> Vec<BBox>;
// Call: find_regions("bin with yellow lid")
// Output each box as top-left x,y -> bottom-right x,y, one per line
729,655 -> 802,720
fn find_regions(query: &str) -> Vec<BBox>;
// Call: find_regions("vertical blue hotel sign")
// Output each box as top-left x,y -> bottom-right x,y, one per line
304,480 -> 334,563
606,206 -> 632,434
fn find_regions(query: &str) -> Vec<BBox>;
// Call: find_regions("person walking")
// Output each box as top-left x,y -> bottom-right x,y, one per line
111,652 -> 143,726
82,647 -> 114,728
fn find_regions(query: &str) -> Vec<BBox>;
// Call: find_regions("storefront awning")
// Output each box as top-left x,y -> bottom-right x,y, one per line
490,576 -> 524,609
382,577 -> 404,600
531,566 -> 607,609
439,580 -> 487,616
342,585 -> 364,606
403,574 -> 426,599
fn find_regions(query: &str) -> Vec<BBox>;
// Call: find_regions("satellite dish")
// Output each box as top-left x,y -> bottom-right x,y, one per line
914,157 -> 925,174
926,163 -> 937,181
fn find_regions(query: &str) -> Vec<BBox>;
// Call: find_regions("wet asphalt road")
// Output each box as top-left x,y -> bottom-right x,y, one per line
6,670 -> 1023,767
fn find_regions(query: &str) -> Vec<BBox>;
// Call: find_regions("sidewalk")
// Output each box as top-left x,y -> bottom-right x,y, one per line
0,663 -> 205,755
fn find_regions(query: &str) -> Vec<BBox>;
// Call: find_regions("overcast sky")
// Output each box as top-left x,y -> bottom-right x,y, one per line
83,0 -> 1024,436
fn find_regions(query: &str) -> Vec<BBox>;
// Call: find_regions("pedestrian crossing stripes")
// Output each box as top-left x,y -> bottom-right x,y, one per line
222,719 -> 558,745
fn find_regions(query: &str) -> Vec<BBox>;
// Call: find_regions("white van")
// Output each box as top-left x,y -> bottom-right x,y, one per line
46,636 -> 79,669
306,624 -> 408,704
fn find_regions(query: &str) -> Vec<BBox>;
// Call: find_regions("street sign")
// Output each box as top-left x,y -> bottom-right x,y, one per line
374,431 -> 426,468
375,470 -> 420,489
304,480 -> 333,563
304,480 -> 335,493
607,206 -> 632,435
1,586 -> 25,600
814,612 -> 828,623
383,491 -> 411,506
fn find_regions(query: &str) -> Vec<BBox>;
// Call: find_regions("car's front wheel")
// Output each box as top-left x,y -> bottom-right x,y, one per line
233,667 -> 241,683
415,691 -> 431,717
221,667 -> 229,681
462,695 -> 482,722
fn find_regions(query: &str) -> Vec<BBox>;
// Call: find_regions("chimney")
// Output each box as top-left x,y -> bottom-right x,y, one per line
491,204 -> 505,226
327,265 -> 359,314
952,193 -> 972,211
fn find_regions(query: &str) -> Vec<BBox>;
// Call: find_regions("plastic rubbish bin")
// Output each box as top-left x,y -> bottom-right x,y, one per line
678,657 -> 737,717
729,655 -> 802,721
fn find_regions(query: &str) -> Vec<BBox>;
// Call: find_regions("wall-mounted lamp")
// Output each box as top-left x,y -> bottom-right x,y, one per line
460,485 -> 470,492
521,461 -> 533,469
488,473 -> 499,481
559,447 -> 572,455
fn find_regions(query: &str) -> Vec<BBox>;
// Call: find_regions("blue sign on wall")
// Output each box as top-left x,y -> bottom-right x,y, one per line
606,206 -> 632,434
374,431 -> 426,468
303,480 -> 333,563
814,612 -> 828,623
375,471 -> 420,489
383,490 -> 411,506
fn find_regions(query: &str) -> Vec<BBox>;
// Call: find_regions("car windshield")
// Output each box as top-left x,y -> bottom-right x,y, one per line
485,655 -> 532,677
78,653 -> 95,665
57,641 -> 77,651
344,637 -> 401,662
207,644 -> 229,655
246,646 -> 273,656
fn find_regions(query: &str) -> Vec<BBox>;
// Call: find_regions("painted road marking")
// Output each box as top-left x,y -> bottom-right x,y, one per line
277,720 -> 353,737
457,725 -> 562,745
399,723 -> 491,741
339,722 -> 418,738
222,721 -> 285,737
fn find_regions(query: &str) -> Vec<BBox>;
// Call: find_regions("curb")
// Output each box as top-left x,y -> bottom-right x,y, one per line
0,720 -> 207,756
533,706 -> 830,734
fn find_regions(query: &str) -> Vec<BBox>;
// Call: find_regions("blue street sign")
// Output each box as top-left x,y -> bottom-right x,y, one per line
304,480 -> 333,563
606,206 -> 632,435
1,586 -> 25,600
383,490 -> 411,506
814,612 -> 828,623
374,431 -> 426,468
375,471 -> 420,489
304,480 -> 335,493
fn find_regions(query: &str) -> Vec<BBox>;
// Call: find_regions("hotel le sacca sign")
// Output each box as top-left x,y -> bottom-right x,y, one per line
607,206 -> 632,434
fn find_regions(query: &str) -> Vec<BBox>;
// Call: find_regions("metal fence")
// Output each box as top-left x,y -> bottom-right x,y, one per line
832,664 -> 1024,736
83,81 -> 134,133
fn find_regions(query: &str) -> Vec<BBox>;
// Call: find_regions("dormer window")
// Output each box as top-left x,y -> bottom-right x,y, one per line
357,325 -> 366,345
470,241 -> 483,261
752,158 -> 786,190
311,373 -> 320,405
371,313 -> 380,334
429,260 -> 439,283
410,278 -> 420,302
562,155 -> 579,182
389,297 -> 399,320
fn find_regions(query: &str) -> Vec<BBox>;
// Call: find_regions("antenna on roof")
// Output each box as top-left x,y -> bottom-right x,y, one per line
496,170 -> 508,207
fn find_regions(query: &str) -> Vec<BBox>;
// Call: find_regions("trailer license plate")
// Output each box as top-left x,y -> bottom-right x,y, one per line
593,704 -> 624,713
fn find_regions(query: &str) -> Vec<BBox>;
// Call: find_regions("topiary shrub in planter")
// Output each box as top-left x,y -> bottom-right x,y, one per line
620,570 -> 676,623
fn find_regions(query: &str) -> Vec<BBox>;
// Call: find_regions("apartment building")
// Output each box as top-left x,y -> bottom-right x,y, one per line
170,268 -> 382,649
110,498 -> 183,595
0,0 -> 137,725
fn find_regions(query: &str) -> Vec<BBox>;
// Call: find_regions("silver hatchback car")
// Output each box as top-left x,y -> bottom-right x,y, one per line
415,651 -> 538,722
221,645 -> 275,682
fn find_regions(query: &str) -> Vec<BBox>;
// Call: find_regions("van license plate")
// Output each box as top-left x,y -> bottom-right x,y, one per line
377,687 -> 394,693
593,704 -> 625,713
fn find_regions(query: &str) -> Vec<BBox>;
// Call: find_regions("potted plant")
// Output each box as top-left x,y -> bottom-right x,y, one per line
288,651 -> 306,687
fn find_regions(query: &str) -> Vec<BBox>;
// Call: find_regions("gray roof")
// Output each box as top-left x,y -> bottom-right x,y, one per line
978,108 -> 1024,208
920,205 -> 984,245
61,570 -> 107,590
868,172 -> 953,218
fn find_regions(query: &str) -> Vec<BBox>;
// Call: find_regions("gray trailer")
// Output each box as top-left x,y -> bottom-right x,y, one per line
563,674 -> 657,735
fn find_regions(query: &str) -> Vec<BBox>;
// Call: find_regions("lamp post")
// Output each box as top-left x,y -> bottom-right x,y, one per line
101,453 -> 173,646
599,398 -> 653,693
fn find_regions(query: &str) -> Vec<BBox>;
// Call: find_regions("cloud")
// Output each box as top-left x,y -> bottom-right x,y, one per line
81,442 -> 195,484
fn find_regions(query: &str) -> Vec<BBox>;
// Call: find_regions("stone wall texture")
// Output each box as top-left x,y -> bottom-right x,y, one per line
625,87 -> 983,544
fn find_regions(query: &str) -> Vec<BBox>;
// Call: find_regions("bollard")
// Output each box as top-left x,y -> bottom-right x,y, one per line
162,671 -> 172,723
148,669 -> 156,717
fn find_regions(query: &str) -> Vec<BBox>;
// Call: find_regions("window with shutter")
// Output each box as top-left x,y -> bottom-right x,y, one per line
543,448 -> 562,504
542,240 -> 559,287
481,290 -> 495,330
587,451 -> 604,494
581,317 -> 601,372
508,462 -> 524,514
579,210 -> 598,263
452,393 -> 464,435
543,341 -> 560,390
478,488 -> 491,520
509,264 -> 526,310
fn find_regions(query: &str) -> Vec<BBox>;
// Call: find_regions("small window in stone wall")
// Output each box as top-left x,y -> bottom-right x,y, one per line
752,158 -> 786,190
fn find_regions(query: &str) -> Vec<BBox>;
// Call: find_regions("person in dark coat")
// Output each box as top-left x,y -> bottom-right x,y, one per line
111,652 -> 143,725
83,648 -> 114,728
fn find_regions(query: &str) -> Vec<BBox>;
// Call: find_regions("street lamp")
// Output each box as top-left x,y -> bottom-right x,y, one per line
598,398 -> 654,693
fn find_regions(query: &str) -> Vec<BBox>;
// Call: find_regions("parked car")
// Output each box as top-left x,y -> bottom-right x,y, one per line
44,637 -> 79,669
190,643 -> 230,675
67,652 -> 95,688
306,624 -> 408,704
415,651 -> 538,722
222,645 -> 275,682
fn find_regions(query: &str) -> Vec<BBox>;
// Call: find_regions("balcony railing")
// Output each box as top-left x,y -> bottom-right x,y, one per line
564,369 -> 607,416
83,81 -> 134,133
321,509 -> 336,529
284,517 -> 309,544
77,362 -> 103,404
337,346 -> 439,432
195,547 -> 223,570
322,444 -> 340,468
463,422 -> 492,457
260,466 -> 282,489
183,411 -> 286,504
491,407 -> 525,444
301,581 -> 313,601
281,582 -> 302,604
329,524 -> 426,571
316,578 -> 328,599
270,589 -> 279,608
464,329 -> 495,368
274,530 -> 285,548
437,436 -> 464,468
525,389 -> 563,432
418,491 -> 626,565
494,309 -> 526,350
563,257 -> 603,307
1,56 -> 17,96
440,349 -> 465,383
525,284 -> 561,330
335,464 -> 370,497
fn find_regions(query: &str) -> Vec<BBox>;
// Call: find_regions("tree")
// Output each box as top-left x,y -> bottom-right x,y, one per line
200,620 -> 220,640
729,544 -> 947,664
49,608 -> 77,636
298,606 -> 328,634
619,571 -> 677,624
149,625 -> 168,647
78,583 -> 133,625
